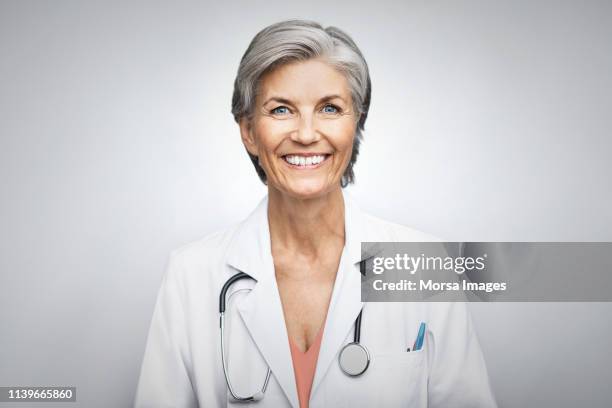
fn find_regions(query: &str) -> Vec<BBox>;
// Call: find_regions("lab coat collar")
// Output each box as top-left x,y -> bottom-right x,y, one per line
225,189 -> 365,279
225,189 -> 366,408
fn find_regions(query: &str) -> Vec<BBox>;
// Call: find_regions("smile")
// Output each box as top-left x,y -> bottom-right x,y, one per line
282,154 -> 330,168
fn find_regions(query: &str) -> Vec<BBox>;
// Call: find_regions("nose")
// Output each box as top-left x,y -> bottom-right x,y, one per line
290,113 -> 320,145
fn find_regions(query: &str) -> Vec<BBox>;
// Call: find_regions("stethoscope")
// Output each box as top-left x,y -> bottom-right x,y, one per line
219,260 -> 370,402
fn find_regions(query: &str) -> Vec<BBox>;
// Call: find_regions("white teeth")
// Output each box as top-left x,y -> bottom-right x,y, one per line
312,156 -> 324,164
284,155 -> 326,167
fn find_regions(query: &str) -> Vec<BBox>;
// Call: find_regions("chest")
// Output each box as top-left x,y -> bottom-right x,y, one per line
217,300 -> 431,408
274,256 -> 340,352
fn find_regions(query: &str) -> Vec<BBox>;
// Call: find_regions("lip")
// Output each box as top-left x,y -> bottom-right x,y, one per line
282,152 -> 330,157
281,153 -> 331,170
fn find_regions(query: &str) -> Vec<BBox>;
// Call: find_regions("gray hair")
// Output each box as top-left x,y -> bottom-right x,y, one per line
231,19 -> 371,187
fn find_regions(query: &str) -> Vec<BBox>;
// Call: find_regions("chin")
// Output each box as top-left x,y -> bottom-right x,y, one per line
281,179 -> 335,200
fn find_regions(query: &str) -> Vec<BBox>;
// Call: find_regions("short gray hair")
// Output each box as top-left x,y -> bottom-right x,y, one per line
231,19 -> 371,187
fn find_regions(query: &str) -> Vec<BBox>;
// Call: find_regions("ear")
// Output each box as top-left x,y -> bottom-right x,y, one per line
239,117 -> 258,157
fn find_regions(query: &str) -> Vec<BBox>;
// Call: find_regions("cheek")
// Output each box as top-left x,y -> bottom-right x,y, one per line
253,121 -> 284,153
323,121 -> 356,153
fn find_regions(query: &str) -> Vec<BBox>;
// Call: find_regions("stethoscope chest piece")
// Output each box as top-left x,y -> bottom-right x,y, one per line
338,342 -> 370,376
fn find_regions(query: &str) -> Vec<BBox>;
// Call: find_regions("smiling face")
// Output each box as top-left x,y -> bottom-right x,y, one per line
240,58 -> 358,199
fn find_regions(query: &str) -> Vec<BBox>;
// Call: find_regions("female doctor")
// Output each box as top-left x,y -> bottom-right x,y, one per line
135,19 -> 497,408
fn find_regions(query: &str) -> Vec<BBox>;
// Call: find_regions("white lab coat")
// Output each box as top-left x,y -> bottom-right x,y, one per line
134,191 -> 497,407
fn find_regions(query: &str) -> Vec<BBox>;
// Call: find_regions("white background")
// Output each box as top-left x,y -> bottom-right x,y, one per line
1,0 -> 611,406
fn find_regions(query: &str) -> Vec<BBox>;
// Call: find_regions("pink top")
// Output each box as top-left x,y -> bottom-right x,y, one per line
288,326 -> 325,408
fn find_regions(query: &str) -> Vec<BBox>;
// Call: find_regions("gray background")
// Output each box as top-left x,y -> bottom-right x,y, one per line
1,0 -> 611,407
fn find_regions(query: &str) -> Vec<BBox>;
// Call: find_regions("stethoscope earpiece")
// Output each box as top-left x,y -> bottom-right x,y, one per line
251,391 -> 264,401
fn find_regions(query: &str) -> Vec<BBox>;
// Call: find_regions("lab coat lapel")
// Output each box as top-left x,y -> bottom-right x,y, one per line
226,196 -> 299,408
310,191 -> 366,397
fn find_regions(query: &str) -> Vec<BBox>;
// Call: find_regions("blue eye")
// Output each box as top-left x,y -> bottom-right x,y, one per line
322,104 -> 339,114
271,106 -> 290,115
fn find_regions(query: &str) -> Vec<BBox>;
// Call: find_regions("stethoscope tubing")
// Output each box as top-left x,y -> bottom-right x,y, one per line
219,273 -> 271,401
219,259 -> 369,401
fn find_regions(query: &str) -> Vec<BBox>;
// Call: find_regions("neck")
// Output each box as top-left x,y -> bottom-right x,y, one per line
268,186 -> 345,259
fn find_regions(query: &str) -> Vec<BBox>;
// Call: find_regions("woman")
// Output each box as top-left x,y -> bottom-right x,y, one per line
135,19 -> 497,408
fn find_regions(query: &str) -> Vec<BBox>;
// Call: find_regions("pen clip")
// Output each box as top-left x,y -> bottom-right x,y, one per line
412,322 -> 426,351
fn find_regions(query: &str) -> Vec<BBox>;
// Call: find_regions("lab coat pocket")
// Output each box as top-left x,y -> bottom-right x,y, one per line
324,348 -> 427,408
371,349 -> 425,376
368,349 -> 427,407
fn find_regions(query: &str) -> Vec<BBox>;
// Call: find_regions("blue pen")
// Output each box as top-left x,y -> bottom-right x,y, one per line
412,322 -> 426,351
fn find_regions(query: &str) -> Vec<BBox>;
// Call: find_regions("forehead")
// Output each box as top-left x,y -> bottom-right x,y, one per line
258,59 -> 351,102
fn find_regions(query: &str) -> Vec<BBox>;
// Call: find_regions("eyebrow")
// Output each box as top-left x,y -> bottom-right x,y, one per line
262,94 -> 347,105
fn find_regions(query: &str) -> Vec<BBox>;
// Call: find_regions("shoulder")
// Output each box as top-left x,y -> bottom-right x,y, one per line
358,210 -> 444,242
163,223 -> 240,284
171,224 -> 238,263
